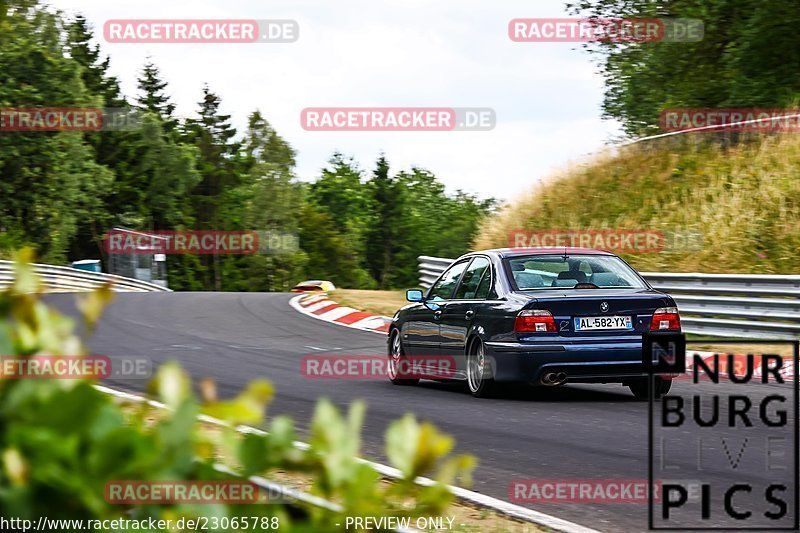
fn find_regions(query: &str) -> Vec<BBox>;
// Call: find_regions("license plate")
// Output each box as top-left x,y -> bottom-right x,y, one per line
574,315 -> 633,331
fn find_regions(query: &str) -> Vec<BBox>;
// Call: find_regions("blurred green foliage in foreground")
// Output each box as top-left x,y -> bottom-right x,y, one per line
0,251 -> 475,529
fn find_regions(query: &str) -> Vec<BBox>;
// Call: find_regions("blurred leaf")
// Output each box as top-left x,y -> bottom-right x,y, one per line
12,249 -> 39,295
385,413 -> 420,478
148,361 -> 191,410
310,399 -> 365,491
76,283 -> 114,330
3,448 -> 27,486
199,377 -> 217,402
238,434 -> 268,476
386,415 -> 454,480
435,454 -> 476,488
202,379 -> 273,425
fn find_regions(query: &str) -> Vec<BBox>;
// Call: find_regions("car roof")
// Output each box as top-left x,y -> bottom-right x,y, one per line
465,247 -> 616,259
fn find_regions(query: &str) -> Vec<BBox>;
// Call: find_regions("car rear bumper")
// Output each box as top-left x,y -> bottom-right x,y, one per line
484,339 -> 661,384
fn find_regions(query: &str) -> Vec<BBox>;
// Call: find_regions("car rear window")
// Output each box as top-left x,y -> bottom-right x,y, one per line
506,255 -> 646,290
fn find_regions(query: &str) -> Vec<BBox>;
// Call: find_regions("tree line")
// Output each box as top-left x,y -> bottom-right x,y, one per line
568,0 -> 800,137
0,0 -> 495,291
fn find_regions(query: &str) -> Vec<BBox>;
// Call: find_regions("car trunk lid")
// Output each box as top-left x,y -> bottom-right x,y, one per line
519,288 -> 671,336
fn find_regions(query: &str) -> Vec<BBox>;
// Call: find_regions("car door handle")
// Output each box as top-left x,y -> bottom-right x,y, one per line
433,310 -> 442,320
465,310 -> 475,320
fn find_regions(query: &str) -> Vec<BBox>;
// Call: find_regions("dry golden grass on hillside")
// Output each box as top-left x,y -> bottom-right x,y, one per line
330,289 -> 408,316
474,134 -> 800,273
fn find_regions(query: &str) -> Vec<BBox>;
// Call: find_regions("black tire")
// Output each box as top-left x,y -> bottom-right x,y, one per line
388,329 -> 419,386
466,338 -> 496,398
629,377 -> 672,400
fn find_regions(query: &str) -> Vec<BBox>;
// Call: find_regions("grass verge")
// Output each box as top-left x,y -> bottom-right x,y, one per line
330,289 -> 409,317
474,134 -> 800,274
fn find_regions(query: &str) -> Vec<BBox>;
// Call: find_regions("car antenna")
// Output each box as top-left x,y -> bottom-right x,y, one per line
562,247 -> 568,261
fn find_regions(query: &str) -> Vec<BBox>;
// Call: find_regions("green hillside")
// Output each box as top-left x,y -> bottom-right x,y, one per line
474,135 -> 800,273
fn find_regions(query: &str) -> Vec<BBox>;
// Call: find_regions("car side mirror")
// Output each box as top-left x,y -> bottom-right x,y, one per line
406,289 -> 424,302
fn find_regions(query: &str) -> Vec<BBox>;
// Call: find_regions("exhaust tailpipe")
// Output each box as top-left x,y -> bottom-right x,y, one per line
541,372 -> 567,386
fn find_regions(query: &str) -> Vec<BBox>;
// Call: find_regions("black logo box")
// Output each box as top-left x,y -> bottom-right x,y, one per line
646,338 -> 798,531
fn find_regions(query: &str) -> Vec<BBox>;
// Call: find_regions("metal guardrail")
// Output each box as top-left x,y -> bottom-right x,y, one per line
418,256 -> 455,289
418,256 -> 800,339
642,272 -> 800,339
624,112 -> 800,146
0,260 -> 172,293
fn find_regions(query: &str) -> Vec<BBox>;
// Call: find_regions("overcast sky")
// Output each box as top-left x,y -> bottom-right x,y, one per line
49,0 -> 622,200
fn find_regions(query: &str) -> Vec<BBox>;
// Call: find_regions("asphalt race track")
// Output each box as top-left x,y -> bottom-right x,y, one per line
47,292 -> 798,533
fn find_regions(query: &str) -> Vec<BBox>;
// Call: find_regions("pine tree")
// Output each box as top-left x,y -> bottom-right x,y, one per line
242,110 -> 296,172
68,15 -> 124,106
365,155 -> 403,288
184,85 -> 240,290
136,60 -> 177,132
65,14 -> 138,260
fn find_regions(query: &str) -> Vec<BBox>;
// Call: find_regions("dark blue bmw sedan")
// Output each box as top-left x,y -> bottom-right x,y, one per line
388,247 -> 681,398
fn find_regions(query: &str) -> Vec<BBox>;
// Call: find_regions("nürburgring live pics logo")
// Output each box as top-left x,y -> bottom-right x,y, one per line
645,333 -> 798,530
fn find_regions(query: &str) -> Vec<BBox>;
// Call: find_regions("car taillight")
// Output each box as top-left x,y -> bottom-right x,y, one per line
650,306 -> 681,331
515,310 -> 556,332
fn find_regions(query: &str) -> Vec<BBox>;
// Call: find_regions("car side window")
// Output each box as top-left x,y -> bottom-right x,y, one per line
454,257 -> 490,299
474,266 -> 492,299
428,260 -> 469,300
